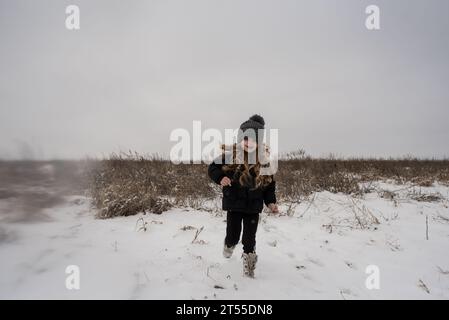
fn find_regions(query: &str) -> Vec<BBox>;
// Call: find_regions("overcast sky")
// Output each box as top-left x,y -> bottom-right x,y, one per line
1,0 -> 448,159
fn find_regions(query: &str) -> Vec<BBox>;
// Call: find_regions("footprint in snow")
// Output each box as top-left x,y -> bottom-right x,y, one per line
263,224 -> 277,232
344,261 -> 357,269
307,257 -> 325,267
267,240 -> 277,247
300,272 -> 314,281
340,288 -> 358,299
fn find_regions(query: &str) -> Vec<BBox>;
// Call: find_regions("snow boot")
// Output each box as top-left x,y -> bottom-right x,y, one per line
223,241 -> 236,258
242,252 -> 258,278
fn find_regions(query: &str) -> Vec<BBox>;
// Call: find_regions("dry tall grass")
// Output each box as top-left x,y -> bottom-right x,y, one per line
89,153 -> 216,218
88,151 -> 449,218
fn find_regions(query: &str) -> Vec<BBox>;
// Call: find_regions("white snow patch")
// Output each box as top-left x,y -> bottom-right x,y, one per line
1,183 -> 449,299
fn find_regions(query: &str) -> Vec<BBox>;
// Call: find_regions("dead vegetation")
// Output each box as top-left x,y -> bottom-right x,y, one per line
89,153 -> 215,218
87,151 -> 449,218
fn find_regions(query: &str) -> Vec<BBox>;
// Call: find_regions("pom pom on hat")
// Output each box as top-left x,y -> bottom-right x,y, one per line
249,114 -> 265,126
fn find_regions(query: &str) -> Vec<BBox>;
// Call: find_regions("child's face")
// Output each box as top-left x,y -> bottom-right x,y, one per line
241,137 -> 257,152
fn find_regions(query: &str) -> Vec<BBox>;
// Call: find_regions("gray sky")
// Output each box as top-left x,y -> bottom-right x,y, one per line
1,0 -> 448,159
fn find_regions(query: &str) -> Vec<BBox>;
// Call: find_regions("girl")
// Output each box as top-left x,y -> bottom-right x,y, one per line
208,115 -> 279,278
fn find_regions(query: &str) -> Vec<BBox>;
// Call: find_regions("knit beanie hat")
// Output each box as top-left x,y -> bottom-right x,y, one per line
237,114 -> 265,143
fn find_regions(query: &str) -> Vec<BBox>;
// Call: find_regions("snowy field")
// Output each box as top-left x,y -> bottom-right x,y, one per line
1,180 -> 449,300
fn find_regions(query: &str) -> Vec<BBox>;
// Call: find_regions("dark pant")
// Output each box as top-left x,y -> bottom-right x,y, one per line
225,211 -> 259,253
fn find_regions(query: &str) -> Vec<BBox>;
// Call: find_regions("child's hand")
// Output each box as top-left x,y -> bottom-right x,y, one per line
267,203 -> 279,214
220,176 -> 232,186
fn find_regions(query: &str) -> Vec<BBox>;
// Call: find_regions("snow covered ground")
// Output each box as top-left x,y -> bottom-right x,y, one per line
1,181 -> 449,299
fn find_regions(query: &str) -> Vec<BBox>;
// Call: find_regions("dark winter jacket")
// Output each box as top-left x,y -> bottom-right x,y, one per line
208,156 -> 276,213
